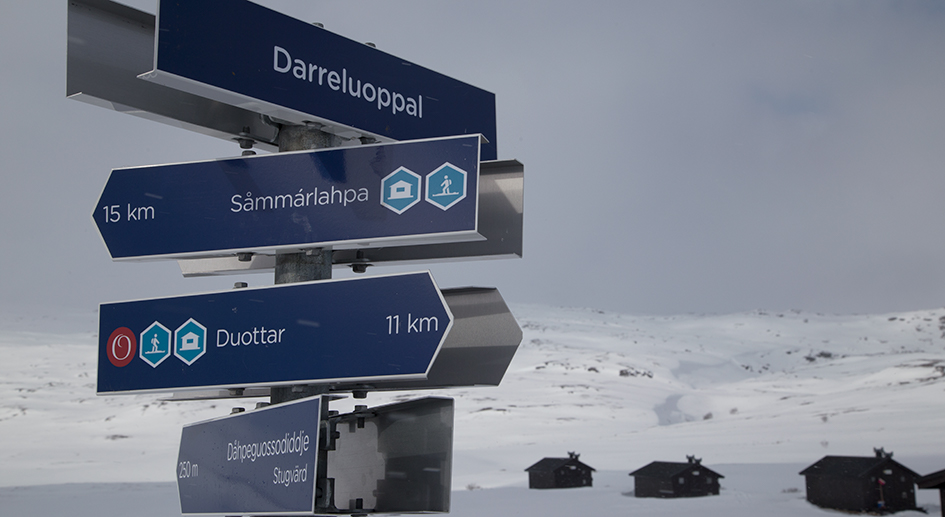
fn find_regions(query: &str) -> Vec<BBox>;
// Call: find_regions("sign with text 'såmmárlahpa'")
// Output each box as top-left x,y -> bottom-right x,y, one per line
92,135 -> 482,260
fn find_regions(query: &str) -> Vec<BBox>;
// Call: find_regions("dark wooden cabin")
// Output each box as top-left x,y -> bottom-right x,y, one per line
525,452 -> 595,489
629,456 -> 723,498
800,448 -> 919,513
917,468 -> 945,517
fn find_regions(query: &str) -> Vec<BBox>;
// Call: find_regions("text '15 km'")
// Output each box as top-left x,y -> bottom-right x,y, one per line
102,204 -> 155,222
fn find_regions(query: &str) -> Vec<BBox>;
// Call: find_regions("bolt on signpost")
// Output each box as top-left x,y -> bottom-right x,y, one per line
73,0 -> 523,515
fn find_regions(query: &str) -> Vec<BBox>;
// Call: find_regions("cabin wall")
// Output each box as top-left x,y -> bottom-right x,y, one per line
634,477 -> 675,498
634,470 -> 721,498
870,465 -> 917,512
554,465 -> 592,488
528,472 -> 555,489
806,476 -> 871,511
675,467 -> 719,497
805,465 -> 917,512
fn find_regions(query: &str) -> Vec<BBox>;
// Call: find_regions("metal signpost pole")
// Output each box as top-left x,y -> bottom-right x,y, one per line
274,123 -> 343,287
272,123 -> 342,512
270,124 -> 341,405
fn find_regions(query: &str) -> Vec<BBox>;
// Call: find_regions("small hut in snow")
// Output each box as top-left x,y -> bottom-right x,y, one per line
525,452 -> 595,489
629,456 -> 723,498
799,448 -> 919,513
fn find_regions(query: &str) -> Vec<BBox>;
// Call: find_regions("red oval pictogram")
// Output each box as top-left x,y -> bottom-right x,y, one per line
107,327 -> 137,367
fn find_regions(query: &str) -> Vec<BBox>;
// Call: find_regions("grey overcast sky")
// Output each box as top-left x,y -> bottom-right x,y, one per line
2,1 -> 945,330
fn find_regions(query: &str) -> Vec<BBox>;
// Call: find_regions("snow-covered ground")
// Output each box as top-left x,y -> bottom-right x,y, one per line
2,305 -> 945,515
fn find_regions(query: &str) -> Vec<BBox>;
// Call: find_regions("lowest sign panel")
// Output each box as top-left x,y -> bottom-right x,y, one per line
177,396 -> 322,515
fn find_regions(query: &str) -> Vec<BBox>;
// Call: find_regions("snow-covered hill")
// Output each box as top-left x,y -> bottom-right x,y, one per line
2,305 -> 945,514
446,305 -> 945,489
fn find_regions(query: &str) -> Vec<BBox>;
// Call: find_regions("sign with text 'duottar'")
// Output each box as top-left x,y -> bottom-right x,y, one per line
139,0 -> 498,160
97,272 -> 452,394
92,135 -> 481,260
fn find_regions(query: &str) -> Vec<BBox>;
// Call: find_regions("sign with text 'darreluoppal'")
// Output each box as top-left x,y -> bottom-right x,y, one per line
97,272 -> 452,394
139,0 -> 498,161
177,396 -> 321,515
93,135 -> 480,260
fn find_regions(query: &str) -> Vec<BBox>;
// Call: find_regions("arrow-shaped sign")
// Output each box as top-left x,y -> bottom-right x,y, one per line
177,396 -> 323,515
138,0 -> 498,160
92,135 -> 481,260
97,272 -> 452,394
163,286 -> 523,401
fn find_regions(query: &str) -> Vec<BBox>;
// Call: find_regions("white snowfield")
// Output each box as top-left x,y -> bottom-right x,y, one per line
2,305 -> 945,516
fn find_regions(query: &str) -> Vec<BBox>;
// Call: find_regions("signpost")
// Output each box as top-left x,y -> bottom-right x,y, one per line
139,0 -> 498,161
97,272 -> 452,394
75,1 -> 523,514
92,135 -> 482,260
177,396 -> 322,515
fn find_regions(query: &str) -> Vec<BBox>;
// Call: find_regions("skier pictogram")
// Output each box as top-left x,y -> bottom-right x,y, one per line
434,175 -> 455,197
139,321 -> 171,368
425,163 -> 467,210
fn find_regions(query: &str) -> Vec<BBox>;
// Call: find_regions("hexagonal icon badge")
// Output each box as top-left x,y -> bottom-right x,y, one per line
174,318 -> 207,366
425,162 -> 467,211
380,167 -> 422,214
139,321 -> 171,368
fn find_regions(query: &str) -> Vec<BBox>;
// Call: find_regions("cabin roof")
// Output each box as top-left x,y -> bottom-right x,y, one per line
917,468 -> 945,489
800,456 -> 919,479
525,457 -> 596,473
629,461 -> 724,479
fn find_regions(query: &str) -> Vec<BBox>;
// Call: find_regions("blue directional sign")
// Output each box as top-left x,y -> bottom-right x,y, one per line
92,135 -> 481,260
139,0 -> 498,161
177,396 -> 321,515
97,272 -> 452,394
